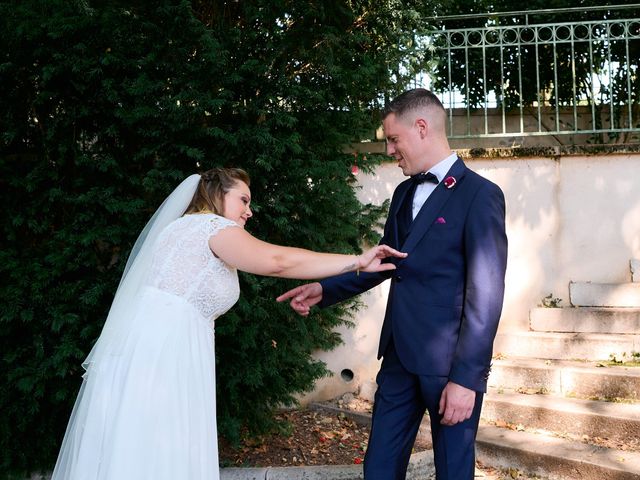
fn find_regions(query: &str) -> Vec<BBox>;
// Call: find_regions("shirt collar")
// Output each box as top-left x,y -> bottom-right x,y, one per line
426,152 -> 457,183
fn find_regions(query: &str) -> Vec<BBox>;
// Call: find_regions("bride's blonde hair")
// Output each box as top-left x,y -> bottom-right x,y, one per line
184,167 -> 250,215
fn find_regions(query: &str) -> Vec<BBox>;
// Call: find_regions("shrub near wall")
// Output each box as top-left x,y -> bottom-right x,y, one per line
0,2 -> 231,473
0,0 -> 432,475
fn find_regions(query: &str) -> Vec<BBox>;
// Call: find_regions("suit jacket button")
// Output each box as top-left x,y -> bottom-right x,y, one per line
396,275 -> 403,282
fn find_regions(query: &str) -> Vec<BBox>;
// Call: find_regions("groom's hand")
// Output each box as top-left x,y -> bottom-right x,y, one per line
276,282 -> 323,316
438,381 -> 476,426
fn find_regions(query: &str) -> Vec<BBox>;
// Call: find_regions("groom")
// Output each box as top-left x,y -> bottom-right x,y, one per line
277,88 -> 508,479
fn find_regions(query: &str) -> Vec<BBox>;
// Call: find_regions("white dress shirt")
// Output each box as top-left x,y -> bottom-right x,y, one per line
411,152 -> 458,220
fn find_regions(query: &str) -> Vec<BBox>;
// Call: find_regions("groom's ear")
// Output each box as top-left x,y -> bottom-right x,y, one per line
414,118 -> 428,139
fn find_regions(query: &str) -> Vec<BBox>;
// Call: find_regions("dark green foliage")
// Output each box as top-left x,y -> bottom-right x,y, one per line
0,0 -> 430,474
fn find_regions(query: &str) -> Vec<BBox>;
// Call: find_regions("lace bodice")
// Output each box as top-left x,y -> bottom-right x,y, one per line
145,213 -> 240,321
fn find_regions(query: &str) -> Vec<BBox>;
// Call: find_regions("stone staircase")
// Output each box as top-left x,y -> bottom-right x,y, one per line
486,260 -> 640,479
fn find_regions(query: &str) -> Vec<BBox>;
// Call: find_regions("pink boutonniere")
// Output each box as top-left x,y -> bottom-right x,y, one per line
435,217 -> 446,224
443,176 -> 457,189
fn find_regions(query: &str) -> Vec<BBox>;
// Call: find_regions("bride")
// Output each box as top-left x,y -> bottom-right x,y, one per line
51,167 -> 406,480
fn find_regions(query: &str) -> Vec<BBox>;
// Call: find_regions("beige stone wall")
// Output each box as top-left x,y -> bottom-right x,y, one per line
446,106 -> 640,148
300,148 -> 640,404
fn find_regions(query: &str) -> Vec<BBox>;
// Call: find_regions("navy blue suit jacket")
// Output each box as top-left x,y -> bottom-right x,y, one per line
319,158 -> 507,393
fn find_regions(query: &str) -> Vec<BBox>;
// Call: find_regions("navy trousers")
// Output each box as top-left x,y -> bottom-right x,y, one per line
363,341 -> 484,480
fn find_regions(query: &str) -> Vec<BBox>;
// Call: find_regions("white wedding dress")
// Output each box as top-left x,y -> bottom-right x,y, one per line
52,213 -> 239,480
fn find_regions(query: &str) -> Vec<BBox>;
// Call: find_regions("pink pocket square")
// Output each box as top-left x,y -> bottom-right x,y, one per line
435,217 -> 446,224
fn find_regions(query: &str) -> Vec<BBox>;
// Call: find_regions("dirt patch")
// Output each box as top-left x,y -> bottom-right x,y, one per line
219,406 -> 430,468
219,408 -> 370,468
219,393 -> 430,468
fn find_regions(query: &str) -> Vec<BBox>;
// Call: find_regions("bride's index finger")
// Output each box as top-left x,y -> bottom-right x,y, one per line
380,245 -> 407,258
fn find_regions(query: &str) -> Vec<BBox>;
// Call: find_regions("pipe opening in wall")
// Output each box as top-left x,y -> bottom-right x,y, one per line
340,369 -> 354,383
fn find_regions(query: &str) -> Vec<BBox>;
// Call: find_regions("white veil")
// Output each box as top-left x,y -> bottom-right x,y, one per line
82,174 -> 201,372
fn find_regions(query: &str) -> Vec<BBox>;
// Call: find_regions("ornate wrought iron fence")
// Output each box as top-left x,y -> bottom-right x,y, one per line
423,5 -> 640,143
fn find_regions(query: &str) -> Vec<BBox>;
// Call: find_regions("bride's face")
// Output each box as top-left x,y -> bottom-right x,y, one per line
223,181 -> 253,227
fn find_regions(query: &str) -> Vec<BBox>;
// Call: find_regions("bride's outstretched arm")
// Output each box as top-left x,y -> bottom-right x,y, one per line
208,227 -> 406,279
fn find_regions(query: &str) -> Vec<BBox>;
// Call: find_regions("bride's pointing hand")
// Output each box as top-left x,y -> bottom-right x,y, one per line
357,245 -> 407,273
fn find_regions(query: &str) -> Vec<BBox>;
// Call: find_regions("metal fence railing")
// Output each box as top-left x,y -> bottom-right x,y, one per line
422,5 -> 640,143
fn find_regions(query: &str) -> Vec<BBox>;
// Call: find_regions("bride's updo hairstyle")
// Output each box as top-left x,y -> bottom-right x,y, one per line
184,167 -> 250,216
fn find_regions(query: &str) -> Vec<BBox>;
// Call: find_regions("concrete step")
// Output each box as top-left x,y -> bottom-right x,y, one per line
482,389 -> 640,443
570,282 -> 640,307
221,451 -> 434,480
493,331 -> 640,360
530,307 -> 640,334
477,424 -> 640,480
489,357 -> 640,400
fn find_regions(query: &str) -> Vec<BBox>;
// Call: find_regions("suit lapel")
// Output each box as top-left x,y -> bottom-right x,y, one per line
401,158 -> 467,253
390,178 -> 413,247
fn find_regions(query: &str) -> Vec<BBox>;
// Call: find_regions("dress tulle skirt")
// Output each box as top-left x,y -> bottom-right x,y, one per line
52,287 -> 220,480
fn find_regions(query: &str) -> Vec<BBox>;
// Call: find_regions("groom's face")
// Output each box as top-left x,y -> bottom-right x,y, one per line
383,113 -> 424,177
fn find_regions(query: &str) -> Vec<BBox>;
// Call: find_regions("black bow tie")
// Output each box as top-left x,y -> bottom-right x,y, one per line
412,172 -> 438,185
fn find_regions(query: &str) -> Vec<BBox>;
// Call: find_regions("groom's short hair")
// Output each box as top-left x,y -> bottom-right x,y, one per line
382,89 -> 445,120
